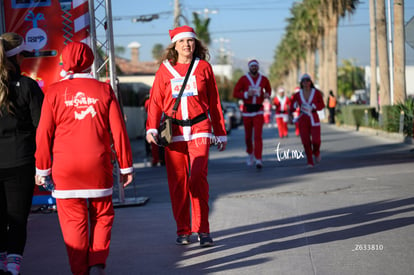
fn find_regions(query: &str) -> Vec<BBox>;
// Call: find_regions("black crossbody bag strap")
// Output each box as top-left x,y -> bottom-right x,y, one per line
172,57 -> 196,114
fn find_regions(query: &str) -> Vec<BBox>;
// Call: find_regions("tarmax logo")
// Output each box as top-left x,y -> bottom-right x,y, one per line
25,28 -> 47,50
27,36 -> 45,43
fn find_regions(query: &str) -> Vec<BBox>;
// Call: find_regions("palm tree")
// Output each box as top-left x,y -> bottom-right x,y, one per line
320,0 -> 359,96
376,0 -> 391,107
337,59 -> 365,99
369,0 -> 378,110
393,0 -> 406,104
192,12 -> 211,46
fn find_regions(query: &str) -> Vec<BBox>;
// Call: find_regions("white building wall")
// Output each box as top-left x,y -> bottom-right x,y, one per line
365,66 -> 414,97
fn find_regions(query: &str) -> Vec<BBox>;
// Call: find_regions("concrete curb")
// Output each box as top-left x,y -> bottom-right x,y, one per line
337,124 -> 413,144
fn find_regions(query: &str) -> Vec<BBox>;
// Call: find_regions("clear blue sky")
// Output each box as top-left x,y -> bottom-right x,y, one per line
109,0 -> 414,69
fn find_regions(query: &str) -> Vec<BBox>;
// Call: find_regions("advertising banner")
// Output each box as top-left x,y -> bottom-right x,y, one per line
3,0 -> 90,90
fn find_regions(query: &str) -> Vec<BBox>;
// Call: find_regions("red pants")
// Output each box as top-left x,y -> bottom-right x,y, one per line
295,122 -> 300,136
298,117 -> 321,165
56,196 -> 114,275
243,115 -> 264,160
164,139 -> 210,235
275,116 -> 288,138
263,113 -> 271,124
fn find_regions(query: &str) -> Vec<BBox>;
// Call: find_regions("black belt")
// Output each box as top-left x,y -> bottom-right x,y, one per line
166,113 -> 208,127
300,110 -> 317,115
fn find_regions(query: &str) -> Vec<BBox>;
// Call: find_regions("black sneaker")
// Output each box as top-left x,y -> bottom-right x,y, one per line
255,160 -> 263,169
176,234 -> 190,245
198,233 -> 214,247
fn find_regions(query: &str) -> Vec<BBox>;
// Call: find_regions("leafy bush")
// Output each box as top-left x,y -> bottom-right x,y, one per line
381,99 -> 414,137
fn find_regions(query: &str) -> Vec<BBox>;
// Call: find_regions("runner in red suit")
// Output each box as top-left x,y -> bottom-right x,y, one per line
35,42 -> 134,275
273,87 -> 291,138
290,74 -> 325,168
146,26 -> 227,247
233,60 -> 271,169
291,87 -> 301,136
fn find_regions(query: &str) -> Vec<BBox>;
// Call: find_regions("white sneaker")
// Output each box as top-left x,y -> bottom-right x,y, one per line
255,160 -> 263,169
246,154 -> 254,166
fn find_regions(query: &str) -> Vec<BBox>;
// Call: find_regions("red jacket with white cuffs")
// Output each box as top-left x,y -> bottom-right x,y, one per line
291,88 -> 325,126
35,73 -> 133,199
233,73 -> 271,117
146,58 -> 227,143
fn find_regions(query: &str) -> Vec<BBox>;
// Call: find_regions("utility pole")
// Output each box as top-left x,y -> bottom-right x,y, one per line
369,0 -> 378,110
387,0 -> 394,104
173,0 -> 189,28
174,0 -> 180,27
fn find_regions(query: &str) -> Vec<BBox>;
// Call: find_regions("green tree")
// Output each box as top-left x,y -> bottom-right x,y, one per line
192,12 -> 211,46
152,43 -> 164,61
337,59 -> 365,99
115,45 -> 125,56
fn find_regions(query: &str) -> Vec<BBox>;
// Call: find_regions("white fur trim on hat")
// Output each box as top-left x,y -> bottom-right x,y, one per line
248,60 -> 259,67
171,32 -> 196,43
60,69 -> 68,77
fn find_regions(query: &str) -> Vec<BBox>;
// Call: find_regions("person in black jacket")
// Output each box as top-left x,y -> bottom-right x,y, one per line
0,32 -> 44,275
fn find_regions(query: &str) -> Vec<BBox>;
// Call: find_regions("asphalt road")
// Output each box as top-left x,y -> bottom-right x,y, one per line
22,123 -> 414,275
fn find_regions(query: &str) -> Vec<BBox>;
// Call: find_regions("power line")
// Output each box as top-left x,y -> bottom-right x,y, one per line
106,23 -> 371,39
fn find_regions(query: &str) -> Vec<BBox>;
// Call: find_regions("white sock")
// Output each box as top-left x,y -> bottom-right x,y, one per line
7,254 -> 22,275
0,252 -> 7,272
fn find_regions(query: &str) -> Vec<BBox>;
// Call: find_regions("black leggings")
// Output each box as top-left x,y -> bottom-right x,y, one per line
0,163 -> 35,255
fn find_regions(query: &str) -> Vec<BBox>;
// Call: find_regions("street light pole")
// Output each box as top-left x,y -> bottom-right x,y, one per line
387,0 -> 394,104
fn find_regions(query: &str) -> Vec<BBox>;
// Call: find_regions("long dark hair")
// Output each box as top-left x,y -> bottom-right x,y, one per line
159,38 -> 210,66
0,32 -> 22,116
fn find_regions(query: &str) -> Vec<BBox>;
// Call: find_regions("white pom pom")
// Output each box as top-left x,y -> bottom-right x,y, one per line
60,69 -> 67,77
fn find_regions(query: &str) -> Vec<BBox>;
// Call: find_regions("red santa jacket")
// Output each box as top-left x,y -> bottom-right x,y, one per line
35,74 -> 133,199
273,95 -> 291,117
233,73 -> 271,117
146,58 -> 227,143
290,88 -> 325,126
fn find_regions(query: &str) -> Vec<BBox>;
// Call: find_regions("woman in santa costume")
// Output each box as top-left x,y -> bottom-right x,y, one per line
273,87 -> 291,138
35,42 -> 134,275
291,87 -> 301,136
233,60 -> 271,169
290,74 -> 325,168
146,26 -> 227,247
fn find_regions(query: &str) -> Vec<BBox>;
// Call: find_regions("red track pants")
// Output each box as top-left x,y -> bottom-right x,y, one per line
164,139 -> 210,235
275,116 -> 289,138
243,115 -> 264,160
56,196 -> 114,275
298,116 -> 321,166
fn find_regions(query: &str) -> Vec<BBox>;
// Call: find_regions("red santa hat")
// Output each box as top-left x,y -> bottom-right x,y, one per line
60,42 -> 94,77
248,59 -> 259,68
169,25 -> 197,43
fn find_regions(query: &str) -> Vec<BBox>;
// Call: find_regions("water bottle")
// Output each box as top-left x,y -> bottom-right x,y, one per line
41,175 -> 55,192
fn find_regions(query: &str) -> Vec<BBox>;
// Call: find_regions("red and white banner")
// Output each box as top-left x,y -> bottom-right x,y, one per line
3,0 -> 90,90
